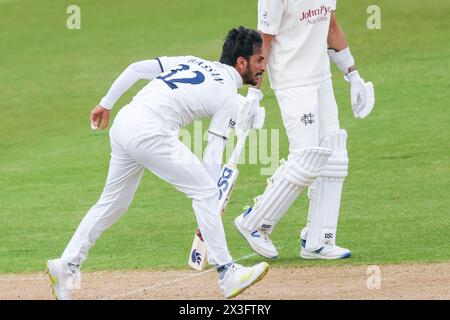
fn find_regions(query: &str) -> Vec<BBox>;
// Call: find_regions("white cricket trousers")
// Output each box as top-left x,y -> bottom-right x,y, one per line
62,104 -> 233,266
275,79 -> 340,153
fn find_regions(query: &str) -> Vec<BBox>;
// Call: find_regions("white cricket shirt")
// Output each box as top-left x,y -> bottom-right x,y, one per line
132,56 -> 242,139
258,0 -> 337,89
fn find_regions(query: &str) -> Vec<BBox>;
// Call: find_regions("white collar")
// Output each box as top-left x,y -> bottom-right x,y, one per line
214,62 -> 244,89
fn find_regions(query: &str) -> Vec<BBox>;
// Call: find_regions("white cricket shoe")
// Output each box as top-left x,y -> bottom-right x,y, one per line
219,262 -> 269,299
46,259 -> 80,300
300,241 -> 351,260
234,213 -> 278,259
300,226 -> 351,260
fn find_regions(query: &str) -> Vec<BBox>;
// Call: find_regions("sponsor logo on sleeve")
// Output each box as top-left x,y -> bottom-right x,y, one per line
260,11 -> 271,27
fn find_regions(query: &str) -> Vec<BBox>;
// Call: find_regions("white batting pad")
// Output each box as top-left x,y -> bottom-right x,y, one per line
240,147 -> 331,233
304,130 -> 349,251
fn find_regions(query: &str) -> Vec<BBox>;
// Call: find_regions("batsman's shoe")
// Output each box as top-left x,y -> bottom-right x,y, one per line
234,212 -> 278,259
300,242 -> 351,260
218,262 -> 269,299
46,259 -> 80,300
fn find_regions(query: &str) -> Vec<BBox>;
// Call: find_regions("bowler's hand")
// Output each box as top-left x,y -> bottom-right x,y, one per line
90,105 -> 110,130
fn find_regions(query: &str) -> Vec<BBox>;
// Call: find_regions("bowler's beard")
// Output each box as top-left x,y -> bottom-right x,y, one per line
242,67 -> 262,86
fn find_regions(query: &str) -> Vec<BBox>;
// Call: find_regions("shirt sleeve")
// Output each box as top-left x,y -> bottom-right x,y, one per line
257,0 -> 284,35
208,94 -> 239,140
99,59 -> 163,109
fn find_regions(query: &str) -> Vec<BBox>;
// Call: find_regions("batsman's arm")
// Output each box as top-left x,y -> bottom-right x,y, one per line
327,12 -> 375,119
327,12 -> 354,74
260,33 -> 273,67
257,0 -> 283,89
255,33 -> 273,90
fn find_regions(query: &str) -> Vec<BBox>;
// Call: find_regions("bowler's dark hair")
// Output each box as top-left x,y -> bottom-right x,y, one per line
220,26 -> 262,66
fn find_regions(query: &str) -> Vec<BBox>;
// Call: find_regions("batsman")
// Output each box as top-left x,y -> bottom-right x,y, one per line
234,0 -> 375,260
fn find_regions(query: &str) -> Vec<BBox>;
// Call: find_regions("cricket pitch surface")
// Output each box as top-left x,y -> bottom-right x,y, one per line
1,263 -> 449,300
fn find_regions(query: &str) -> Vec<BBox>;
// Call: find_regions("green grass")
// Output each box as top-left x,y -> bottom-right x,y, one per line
1,0 -> 449,273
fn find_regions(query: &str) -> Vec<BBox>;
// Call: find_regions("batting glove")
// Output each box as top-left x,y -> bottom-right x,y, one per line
347,70 -> 375,119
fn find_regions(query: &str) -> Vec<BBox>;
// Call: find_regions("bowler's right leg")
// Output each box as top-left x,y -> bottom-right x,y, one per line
129,133 -> 270,298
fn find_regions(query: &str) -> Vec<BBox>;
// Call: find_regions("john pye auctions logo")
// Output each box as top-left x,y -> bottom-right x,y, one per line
299,5 -> 332,25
